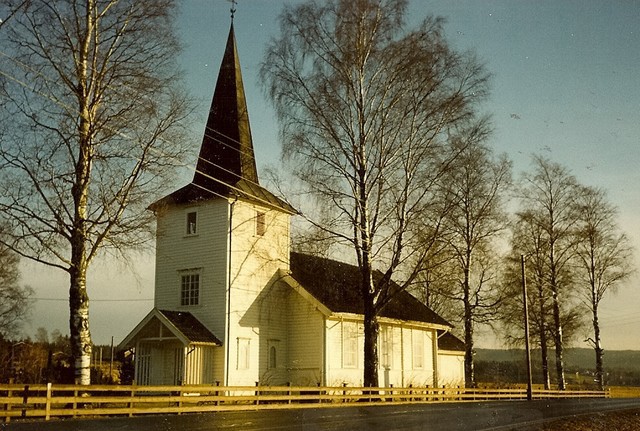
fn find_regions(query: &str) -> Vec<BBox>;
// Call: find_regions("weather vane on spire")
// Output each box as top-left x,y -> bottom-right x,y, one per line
228,0 -> 237,21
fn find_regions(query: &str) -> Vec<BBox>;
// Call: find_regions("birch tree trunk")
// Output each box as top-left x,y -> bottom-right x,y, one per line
0,0 -> 193,384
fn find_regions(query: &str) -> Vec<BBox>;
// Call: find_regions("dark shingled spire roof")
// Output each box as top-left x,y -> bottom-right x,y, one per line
289,252 -> 452,327
151,23 -> 296,214
194,23 -> 259,192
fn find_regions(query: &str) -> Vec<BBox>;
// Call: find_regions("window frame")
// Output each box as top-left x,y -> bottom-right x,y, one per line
180,272 -> 200,306
186,211 -> 198,236
380,325 -> 393,369
255,211 -> 266,237
342,322 -> 358,368
237,337 -> 251,370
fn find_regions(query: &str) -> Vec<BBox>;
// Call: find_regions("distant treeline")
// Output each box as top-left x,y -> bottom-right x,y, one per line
476,348 -> 640,387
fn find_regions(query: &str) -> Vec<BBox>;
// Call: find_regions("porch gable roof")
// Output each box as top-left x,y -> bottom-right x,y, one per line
119,308 -> 222,349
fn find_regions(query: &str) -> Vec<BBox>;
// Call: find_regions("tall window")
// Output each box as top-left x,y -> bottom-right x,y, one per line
269,346 -> 277,369
380,325 -> 393,368
186,211 -> 197,235
180,273 -> 200,306
268,340 -> 279,369
237,338 -> 250,370
256,211 -> 266,236
412,330 -> 424,369
343,322 -> 358,368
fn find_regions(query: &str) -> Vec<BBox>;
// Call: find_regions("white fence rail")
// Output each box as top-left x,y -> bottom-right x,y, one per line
1,383 -> 609,422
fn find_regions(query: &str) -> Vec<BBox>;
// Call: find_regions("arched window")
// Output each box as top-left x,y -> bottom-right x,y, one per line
269,345 -> 277,369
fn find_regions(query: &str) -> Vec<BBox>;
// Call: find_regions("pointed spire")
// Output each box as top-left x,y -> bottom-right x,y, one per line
193,21 -> 259,193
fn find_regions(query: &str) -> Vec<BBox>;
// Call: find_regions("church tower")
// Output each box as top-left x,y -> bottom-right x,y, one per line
122,20 -> 296,386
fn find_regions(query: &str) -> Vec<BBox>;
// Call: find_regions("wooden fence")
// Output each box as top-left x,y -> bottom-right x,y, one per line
1,383 -> 610,422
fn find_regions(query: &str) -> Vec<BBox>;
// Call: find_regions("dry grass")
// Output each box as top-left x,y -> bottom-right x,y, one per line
542,409 -> 640,430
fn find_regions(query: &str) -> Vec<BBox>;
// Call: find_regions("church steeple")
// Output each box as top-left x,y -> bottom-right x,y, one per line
193,22 -> 259,193
152,18 -> 295,214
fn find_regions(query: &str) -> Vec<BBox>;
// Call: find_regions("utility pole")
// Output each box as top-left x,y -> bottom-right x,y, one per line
521,254 -> 533,401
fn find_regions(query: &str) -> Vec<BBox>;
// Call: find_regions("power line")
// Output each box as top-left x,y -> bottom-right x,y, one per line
33,297 -> 153,302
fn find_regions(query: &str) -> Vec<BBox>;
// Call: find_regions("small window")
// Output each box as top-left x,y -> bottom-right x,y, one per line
180,273 -> 200,306
186,211 -> 197,235
237,338 -> 250,370
256,211 -> 266,236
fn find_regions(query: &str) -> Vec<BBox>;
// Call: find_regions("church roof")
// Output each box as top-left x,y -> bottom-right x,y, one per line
152,23 -> 295,214
193,22 -> 258,192
118,308 -> 221,349
289,252 -> 452,328
159,310 -> 222,345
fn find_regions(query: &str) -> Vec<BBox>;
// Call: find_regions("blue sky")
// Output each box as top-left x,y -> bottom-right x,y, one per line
22,0 -> 640,350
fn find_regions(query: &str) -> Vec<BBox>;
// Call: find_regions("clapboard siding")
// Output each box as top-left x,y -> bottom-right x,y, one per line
154,199 -> 229,341
226,200 -> 291,386
287,287 -> 324,385
438,351 -> 465,387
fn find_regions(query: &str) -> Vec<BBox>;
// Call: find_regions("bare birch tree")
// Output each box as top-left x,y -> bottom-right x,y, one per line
432,139 -> 512,386
574,186 -> 634,390
498,213 -> 584,389
517,155 -> 582,390
261,0 -> 490,386
0,0 -> 192,384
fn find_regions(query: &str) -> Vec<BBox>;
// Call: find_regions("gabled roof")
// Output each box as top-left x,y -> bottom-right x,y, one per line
150,178 -> 297,214
119,308 -> 221,349
289,252 -> 452,328
150,23 -> 296,215
159,310 -> 222,345
438,332 -> 466,352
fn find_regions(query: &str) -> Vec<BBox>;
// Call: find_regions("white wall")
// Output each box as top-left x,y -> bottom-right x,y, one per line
324,318 -> 437,388
286,288 -> 325,385
437,352 -> 465,388
226,200 -> 291,386
154,199 -> 229,340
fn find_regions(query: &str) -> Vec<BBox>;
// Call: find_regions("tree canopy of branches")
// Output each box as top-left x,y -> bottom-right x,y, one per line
511,156 -> 584,390
498,219 -> 584,389
426,139 -> 511,386
0,230 -> 32,338
0,0 -> 193,384
261,0 -> 490,386
574,186 -> 634,390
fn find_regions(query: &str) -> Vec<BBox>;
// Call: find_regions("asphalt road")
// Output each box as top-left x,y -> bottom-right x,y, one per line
5,399 -> 640,431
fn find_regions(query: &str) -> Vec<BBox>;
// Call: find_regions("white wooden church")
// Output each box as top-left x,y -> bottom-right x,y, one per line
120,22 -> 465,388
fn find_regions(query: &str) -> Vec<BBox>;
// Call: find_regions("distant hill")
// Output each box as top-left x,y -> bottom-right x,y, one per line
475,348 -> 640,386
476,348 -> 640,372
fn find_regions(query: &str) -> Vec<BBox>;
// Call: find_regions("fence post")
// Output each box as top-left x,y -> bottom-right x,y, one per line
317,382 -> 321,404
4,378 -> 13,423
45,383 -> 52,421
73,386 -> 78,418
128,386 -> 134,417
21,385 -> 29,418
287,382 -> 291,405
255,382 -> 259,406
215,381 -> 220,406
342,382 -> 348,403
